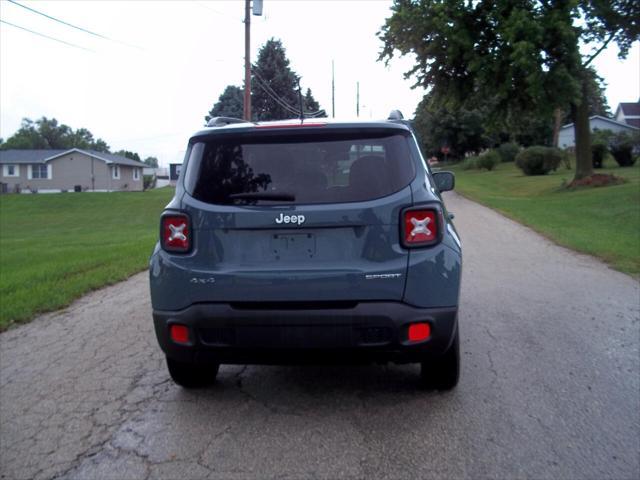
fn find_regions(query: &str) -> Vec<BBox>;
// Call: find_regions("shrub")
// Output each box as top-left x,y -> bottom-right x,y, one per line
515,146 -> 564,175
461,156 -> 478,170
496,142 -> 520,163
143,174 -> 157,190
476,150 -> 500,171
590,129 -> 612,169
591,143 -> 607,169
610,131 -> 638,167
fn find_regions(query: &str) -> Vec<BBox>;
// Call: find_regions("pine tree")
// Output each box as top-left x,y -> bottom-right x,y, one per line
251,39 -> 300,121
205,85 -> 244,124
304,88 -> 324,116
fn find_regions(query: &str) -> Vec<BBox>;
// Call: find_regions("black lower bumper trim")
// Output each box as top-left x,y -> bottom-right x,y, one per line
153,302 -> 457,366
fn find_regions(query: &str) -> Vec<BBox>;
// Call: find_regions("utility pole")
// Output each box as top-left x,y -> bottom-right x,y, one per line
331,60 -> 335,118
356,81 -> 360,118
243,0 -> 251,121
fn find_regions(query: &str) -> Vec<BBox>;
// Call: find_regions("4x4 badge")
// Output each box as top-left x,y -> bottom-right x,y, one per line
275,213 -> 305,225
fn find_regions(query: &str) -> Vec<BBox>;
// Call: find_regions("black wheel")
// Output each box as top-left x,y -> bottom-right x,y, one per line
420,327 -> 460,390
166,357 -> 219,388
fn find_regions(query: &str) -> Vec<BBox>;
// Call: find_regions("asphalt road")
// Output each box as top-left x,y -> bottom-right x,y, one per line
1,192 -> 639,480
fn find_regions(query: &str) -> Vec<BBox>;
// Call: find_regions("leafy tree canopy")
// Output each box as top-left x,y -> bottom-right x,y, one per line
205,85 -> 244,124
0,117 -> 110,152
380,0 -> 639,180
413,93 -> 491,159
114,150 -> 141,162
562,67 -> 611,123
143,156 -> 159,168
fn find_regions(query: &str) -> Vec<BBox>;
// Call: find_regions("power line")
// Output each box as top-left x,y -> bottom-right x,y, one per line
254,78 -> 327,118
193,1 -> 242,22
253,73 -> 302,115
254,79 -> 301,116
252,68 -> 300,110
252,67 -> 327,118
0,19 -> 94,52
253,68 -> 321,116
8,0 -> 108,39
7,0 -> 142,49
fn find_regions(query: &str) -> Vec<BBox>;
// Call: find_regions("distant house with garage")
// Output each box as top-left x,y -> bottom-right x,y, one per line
0,149 -> 147,193
557,115 -> 639,149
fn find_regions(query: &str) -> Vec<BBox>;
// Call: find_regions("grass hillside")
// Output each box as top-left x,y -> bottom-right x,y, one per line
447,159 -> 640,276
0,188 -> 174,329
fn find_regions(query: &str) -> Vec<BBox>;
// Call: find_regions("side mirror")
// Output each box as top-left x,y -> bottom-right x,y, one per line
432,171 -> 455,192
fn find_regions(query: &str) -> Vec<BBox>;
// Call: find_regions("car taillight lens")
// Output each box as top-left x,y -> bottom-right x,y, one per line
402,208 -> 439,247
161,214 -> 190,253
408,322 -> 431,342
170,324 -> 190,344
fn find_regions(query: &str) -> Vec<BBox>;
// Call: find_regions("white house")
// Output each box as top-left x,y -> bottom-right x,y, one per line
614,102 -> 640,129
558,115 -> 639,149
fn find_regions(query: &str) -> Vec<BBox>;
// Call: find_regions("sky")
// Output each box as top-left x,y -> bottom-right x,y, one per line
0,0 -> 638,167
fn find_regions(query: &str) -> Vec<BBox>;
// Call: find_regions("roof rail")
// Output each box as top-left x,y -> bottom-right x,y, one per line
388,110 -> 404,120
206,117 -> 249,127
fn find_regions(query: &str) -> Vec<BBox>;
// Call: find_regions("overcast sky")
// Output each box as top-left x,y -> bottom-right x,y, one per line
1,0 -> 638,166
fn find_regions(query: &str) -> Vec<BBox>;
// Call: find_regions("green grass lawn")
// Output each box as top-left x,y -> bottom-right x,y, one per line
0,188 -> 174,329
446,159 -> 640,276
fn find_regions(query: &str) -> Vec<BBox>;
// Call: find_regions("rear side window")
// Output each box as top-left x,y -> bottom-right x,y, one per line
184,130 -> 416,205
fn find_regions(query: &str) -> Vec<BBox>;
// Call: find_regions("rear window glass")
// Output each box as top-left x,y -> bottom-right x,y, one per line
184,130 -> 416,205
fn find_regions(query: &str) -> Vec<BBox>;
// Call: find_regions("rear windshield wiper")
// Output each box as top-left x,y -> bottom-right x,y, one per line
228,192 -> 296,202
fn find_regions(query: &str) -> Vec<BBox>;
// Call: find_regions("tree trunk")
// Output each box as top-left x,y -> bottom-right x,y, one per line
573,75 -> 593,181
552,108 -> 562,147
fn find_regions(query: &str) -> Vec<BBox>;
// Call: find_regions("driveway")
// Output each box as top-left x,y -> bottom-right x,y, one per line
1,192 -> 638,480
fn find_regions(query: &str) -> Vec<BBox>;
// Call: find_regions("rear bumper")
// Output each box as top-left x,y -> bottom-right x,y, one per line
153,302 -> 458,365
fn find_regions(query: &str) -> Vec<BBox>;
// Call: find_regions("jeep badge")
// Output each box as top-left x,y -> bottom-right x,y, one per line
275,213 -> 306,225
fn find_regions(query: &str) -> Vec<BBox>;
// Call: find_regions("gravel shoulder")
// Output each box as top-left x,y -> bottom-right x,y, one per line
1,192 -> 638,480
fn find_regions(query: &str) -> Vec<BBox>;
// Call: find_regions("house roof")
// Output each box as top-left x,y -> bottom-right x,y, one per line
560,115 -> 640,131
617,102 -> 640,117
0,148 -> 147,167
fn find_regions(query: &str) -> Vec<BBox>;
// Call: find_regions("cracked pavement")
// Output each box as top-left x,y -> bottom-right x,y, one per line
1,192 -> 639,479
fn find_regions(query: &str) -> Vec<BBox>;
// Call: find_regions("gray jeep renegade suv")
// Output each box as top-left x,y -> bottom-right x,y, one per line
149,112 -> 462,390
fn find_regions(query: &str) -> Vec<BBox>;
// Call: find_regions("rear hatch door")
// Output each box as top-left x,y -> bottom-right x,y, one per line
181,126 -> 416,303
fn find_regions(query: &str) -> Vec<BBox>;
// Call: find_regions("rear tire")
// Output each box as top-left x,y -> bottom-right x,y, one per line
166,357 -> 219,388
420,327 -> 460,390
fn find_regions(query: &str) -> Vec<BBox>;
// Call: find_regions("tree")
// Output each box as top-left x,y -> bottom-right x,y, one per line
560,68 -> 611,124
379,0 -> 639,182
204,40 -> 324,122
114,150 -> 141,162
250,38 -> 324,120
143,156 -> 159,168
251,39 -> 300,121
303,88 -> 325,116
413,94 -> 490,159
68,127 -> 110,152
204,85 -> 244,124
0,117 -> 111,151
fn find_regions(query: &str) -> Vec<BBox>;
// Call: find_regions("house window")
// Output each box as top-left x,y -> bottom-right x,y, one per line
32,164 -> 48,179
133,168 -> 140,181
112,165 -> 120,179
2,164 -> 19,177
